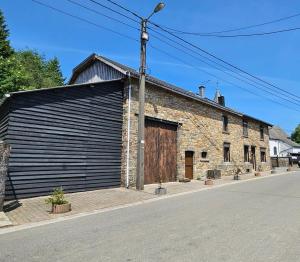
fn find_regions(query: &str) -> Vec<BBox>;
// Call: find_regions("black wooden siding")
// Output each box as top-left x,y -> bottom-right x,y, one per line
4,80 -> 124,199
0,100 -> 9,142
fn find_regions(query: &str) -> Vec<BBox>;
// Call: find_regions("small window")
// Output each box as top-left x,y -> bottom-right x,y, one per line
273,146 -> 277,156
260,126 -> 264,140
201,151 -> 208,159
244,145 -> 249,162
243,120 -> 248,137
223,143 -> 231,162
260,148 -> 266,162
222,115 -> 229,132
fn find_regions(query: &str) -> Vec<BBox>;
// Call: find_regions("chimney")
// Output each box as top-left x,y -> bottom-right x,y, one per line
218,96 -> 225,106
199,85 -> 205,98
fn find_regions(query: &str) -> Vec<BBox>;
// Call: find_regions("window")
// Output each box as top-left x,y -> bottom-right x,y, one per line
260,126 -> 264,140
223,143 -> 231,162
243,120 -> 248,137
244,145 -> 249,162
273,146 -> 277,156
222,115 -> 229,132
260,148 -> 266,162
201,151 -> 208,159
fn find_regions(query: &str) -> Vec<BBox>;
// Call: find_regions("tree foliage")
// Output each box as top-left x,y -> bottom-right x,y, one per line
0,9 -> 65,99
291,124 -> 300,144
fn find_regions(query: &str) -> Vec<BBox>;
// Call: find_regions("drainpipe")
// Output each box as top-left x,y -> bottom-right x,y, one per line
125,73 -> 132,188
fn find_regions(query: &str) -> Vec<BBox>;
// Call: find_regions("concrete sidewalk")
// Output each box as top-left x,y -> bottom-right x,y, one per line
2,170 -> 296,227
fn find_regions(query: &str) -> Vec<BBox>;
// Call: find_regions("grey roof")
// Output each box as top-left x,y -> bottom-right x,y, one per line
269,126 -> 300,147
71,53 -> 272,126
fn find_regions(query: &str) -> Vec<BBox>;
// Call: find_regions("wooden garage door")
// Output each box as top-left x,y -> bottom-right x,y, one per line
144,119 -> 177,184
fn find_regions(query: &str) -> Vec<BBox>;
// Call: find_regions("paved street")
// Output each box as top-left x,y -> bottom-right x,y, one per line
1,172 -> 300,262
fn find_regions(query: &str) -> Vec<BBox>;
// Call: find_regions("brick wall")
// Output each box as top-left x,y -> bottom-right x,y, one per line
121,80 -> 271,187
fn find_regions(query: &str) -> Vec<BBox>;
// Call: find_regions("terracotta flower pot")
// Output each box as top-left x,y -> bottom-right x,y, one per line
255,172 -> 261,177
52,203 -> 71,214
205,179 -> 214,185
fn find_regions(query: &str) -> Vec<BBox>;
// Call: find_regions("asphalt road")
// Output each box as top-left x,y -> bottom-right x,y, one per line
1,172 -> 300,262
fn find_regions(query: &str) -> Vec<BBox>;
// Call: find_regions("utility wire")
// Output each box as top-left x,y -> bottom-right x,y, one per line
149,21 -> 300,101
31,0 -> 139,42
149,26 -> 300,105
88,0 -> 300,101
66,0 -> 139,31
167,26 -> 300,38
103,0 -> 142,20
87,0 -> 140,23
32,0 -> 300,112
149,43 -> 300,113
87,0 -> 300,103
160,11 -> 300,35
149,32 -> 300,108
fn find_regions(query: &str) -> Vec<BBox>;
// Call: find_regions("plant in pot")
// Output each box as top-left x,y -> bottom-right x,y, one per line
45,187 -> 71,214
154,172 -> 167,195
255,165 -> 262,177
234,167 -> 242,180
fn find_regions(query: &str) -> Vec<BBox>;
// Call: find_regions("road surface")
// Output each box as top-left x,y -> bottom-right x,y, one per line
1,172 -> 300,262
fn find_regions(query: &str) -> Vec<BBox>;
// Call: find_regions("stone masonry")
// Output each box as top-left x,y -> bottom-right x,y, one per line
121,79 -> 271,187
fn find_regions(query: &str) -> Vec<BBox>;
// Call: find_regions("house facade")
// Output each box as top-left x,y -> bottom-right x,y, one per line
0,53 -> 272,199
70,54 -> 272,187
269,126 -> 300,157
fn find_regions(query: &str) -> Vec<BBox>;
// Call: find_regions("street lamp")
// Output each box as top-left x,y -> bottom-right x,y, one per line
136,3 -> 165,190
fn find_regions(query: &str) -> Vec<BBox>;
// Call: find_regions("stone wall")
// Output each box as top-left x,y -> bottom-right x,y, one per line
0,142 -> 10,211
121,80 -> 271,187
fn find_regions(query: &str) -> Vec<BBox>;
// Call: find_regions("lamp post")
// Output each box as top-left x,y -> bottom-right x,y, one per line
136,3 -> 165,190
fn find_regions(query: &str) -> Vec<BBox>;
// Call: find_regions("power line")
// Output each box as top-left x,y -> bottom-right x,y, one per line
31,0 -> 138,42
169,26 -> 300,38
66,0 -> 139,31
103,0 -> 142,20
149,43 -> 300,113
149,33 -> 300,108
32,0 -> 300,112
148,27 -> 300,106
85,0 -> 300,104
149,21 -> 300,101
87,0 -> 140,23
160,12 -> 300,35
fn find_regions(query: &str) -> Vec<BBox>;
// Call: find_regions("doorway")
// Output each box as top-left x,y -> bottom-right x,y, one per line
185,151 -> 194,179
250,146 -> 256,171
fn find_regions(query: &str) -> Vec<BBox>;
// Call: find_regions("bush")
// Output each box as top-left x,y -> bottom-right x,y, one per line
45,187 -> 68,205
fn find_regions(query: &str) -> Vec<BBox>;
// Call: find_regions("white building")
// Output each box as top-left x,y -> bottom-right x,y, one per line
269,126 -> 300,157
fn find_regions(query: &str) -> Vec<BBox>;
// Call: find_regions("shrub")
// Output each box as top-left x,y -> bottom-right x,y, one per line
45,187 -> 68,205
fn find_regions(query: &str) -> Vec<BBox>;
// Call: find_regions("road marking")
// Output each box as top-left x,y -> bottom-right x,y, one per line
0,171 -> 297,235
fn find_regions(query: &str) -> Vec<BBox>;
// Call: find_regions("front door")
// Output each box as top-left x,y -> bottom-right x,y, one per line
250,146 -> 256,171
185,151 -> 194,179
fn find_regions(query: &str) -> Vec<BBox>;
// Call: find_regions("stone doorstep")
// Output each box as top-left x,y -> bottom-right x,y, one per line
0,212 -> 12,228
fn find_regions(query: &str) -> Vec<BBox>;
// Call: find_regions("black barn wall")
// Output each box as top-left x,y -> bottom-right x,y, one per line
4,81 -> 124,199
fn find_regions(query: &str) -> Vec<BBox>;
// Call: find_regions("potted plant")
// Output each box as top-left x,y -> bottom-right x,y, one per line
255,166 -> 262,177
234,167 -> 241,180
155,173 -> 167,195
45,187 -> 71,214
204,179 -> 214,185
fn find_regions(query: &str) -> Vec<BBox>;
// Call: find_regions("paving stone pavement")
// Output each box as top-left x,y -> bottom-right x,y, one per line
3,170 -> 294,227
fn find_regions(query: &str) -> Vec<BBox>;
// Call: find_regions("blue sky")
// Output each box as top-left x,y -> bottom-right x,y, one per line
1,0 -> 300,134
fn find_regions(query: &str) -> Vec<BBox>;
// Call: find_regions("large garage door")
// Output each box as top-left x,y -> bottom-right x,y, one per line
144,119 -> 177,184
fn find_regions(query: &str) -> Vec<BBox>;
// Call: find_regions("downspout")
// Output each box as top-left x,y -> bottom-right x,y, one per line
125,72 -> 132,188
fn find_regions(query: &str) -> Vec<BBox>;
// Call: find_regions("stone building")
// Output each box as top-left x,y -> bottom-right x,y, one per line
70,54 -> 272,187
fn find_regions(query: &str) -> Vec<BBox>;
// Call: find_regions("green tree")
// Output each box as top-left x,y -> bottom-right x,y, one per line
0,9 -> 65,99
0,9 -> 13,59
291,124 -> 300,144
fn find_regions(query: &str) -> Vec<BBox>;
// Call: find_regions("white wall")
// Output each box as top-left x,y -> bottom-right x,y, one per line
269,139 -> 296,157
